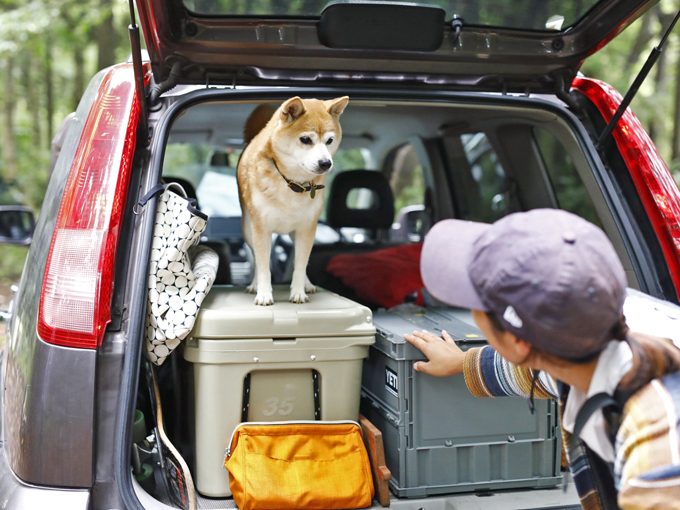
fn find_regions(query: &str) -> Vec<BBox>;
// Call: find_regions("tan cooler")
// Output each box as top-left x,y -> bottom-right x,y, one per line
183,285 -> 376,497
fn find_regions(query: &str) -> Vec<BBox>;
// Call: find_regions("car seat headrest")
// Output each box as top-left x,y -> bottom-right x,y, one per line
327,170 -> 395,229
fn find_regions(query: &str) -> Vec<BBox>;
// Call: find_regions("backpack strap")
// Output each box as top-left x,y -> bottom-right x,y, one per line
569,392 -> 619,460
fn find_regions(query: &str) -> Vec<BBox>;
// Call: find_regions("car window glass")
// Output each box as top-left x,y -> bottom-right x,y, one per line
184,0 -> 599,31
164,144 -> 372,222
389,143 -> 425,219
319,148 -> 372,223
162,143 -> 242,217
457,132 -> 508,223
534,128 -> 603,227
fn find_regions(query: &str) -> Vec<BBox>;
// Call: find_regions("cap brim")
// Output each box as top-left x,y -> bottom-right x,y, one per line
420,219 -> 490,311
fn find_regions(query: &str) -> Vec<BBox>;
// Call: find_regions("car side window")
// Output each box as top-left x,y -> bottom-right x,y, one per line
533,128 -> 603,227
385,143 -> 430,242
162,144 -> 242,218
319,148 -> 372,224
443,132 -> 508,223
388,143 -> 425,217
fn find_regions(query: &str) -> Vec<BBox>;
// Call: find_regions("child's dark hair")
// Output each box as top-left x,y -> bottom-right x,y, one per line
620,332 -> 680,393
486,311 -> 680,394
486,312 -> 506,333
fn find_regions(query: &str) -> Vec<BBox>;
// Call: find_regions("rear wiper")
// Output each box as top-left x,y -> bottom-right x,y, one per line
596,8 -> 680,150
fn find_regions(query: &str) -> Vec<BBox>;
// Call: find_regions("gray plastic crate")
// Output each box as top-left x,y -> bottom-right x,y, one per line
360,306 -> 562,498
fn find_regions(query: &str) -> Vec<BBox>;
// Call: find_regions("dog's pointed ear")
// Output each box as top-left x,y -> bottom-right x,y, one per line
281,97 -> 306,123
325,96 -> 349,117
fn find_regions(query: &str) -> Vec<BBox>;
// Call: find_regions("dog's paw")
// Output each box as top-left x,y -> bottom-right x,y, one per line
304,282 -> 317,294
245,283 -> 257,294
254,291 -> 274,306
290,291 -> 310,304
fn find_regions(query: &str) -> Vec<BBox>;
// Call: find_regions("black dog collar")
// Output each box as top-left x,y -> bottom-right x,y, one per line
272,159 -> 325,199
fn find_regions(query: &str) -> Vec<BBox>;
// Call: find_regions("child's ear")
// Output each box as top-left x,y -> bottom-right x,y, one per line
515,337 -> 533,359
325,96 -> 349,117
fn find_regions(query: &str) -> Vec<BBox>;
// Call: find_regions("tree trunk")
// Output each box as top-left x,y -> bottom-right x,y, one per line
3,58 -> 19,181
45,34 -> 54,147
648,11 -> 673,141
73,46 -> 85,112
97,0 -> 116,70
626,6 -> 656,70
21,51 -> 41,149
671,45 -> 680,162
648,49 -> 667,141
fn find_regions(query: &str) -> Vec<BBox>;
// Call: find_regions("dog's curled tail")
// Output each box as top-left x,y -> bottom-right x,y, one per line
244,104 -> 278,144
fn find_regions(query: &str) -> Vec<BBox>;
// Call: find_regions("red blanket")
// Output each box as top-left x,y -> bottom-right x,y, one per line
326,243 -> 425,308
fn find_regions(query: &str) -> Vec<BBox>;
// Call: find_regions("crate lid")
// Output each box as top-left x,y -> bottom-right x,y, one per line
372,305 -> 487,361
191,285 -> 375,339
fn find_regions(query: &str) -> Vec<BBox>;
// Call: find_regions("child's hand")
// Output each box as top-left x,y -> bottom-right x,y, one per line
404,330 -> 465,377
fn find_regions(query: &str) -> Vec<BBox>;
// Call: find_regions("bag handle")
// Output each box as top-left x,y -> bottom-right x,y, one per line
134,182 -> 188,215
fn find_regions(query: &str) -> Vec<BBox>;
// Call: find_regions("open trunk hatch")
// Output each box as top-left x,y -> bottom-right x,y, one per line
135,0 -> 656,93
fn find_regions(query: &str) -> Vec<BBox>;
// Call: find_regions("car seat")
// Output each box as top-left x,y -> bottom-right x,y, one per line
306,170 -> 400,306
162,176 -> 232,285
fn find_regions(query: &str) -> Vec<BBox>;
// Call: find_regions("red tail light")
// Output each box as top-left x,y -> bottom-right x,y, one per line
38,64 -> 141,349
572,77 -> 680,299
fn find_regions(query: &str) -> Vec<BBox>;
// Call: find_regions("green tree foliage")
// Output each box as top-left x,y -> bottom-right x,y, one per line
582,0 -> 680,186
0,0 -> 134,283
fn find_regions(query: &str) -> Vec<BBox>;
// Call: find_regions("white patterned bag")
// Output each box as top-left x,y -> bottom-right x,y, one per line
137,182 -> 218,366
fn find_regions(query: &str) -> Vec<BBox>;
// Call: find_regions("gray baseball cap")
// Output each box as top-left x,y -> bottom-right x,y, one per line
420,209 -> 627,360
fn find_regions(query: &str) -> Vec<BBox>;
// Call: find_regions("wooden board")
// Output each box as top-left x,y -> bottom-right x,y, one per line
359,414 -> 392,507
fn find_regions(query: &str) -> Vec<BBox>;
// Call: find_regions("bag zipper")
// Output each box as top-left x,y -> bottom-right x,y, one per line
224,420 -> 361,462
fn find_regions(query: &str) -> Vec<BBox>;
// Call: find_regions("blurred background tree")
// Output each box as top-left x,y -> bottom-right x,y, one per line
0,0 -> 133,299
0,0 -> 680,296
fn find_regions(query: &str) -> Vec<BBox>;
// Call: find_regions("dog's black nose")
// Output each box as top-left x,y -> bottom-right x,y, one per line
318,159 -> 332,171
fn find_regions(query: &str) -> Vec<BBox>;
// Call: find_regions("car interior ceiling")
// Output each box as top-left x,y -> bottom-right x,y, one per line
163,98 -> 640,295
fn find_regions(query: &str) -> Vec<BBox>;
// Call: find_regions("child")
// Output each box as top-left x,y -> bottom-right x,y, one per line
405,209 -> 680,510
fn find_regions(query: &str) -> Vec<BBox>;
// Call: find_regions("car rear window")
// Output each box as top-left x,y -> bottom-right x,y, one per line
184,0 -> 600,31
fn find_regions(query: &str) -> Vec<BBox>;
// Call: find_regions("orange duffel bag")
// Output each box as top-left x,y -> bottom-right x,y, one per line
224,421 -> 374,510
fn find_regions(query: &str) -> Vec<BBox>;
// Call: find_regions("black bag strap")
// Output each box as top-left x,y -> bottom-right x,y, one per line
134,182 -> 190,215
134,183 -> 166,214
569,392 -> 619,459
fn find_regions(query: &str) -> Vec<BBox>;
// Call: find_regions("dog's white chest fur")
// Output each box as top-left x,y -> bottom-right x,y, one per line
251,189 -> 324,235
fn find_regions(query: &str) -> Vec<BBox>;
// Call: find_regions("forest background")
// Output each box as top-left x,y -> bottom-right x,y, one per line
1,0 -> 680,304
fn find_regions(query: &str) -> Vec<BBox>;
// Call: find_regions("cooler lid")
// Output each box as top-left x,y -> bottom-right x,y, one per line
192,286 -> 375,339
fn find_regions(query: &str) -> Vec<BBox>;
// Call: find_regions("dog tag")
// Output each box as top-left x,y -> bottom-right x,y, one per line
310,185 -> 316,199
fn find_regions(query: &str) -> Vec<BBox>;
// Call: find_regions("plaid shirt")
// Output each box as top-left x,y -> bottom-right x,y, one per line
463,346 -> 680,510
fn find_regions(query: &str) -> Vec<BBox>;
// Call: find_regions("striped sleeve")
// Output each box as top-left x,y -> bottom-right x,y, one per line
462,346 -> 557,399
615,372 -> 680,509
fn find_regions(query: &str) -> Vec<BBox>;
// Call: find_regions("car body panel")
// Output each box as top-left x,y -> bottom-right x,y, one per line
2,70 -> 107,488
0,351 -> 91,508
135,0 -> 656,92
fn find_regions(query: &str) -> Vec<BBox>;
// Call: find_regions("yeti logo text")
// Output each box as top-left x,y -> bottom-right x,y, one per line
385,367 -> 399,397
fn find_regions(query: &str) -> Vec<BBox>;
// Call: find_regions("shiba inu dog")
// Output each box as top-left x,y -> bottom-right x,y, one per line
238,96 -> 349,305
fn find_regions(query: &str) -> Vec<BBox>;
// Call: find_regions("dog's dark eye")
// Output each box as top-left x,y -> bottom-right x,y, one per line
326,138 -> 334,145
300,136 -> 312,145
